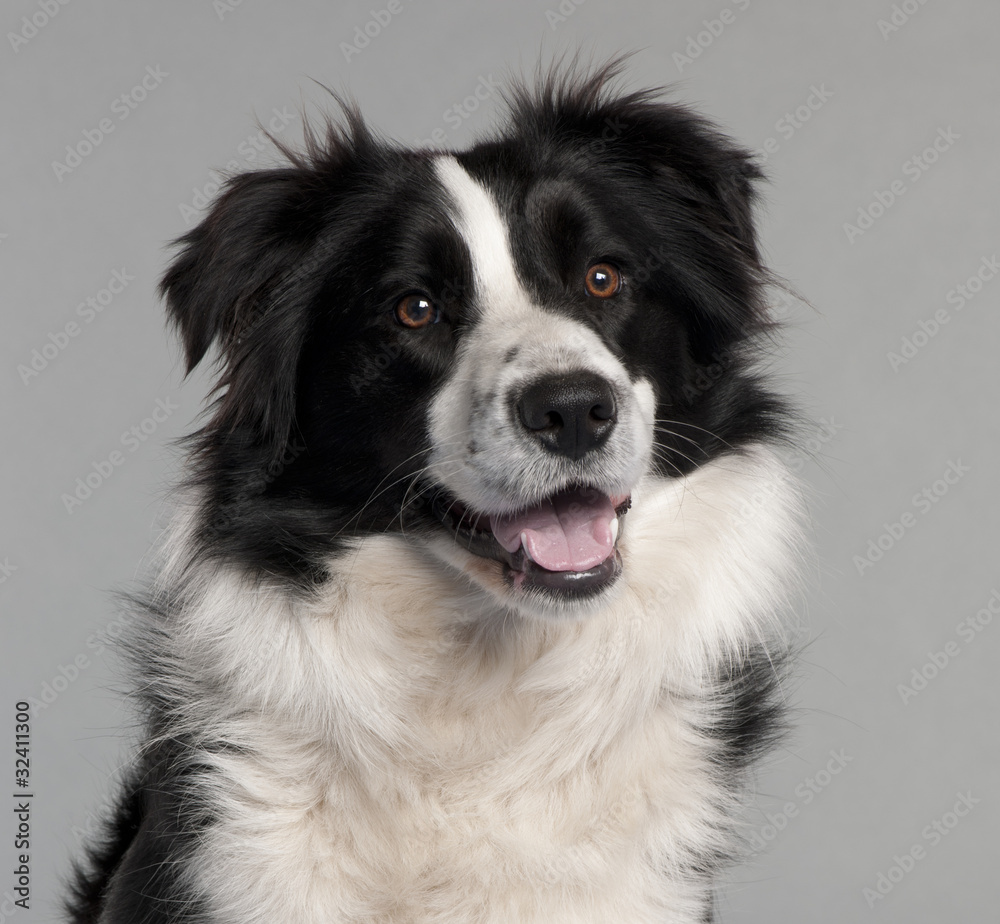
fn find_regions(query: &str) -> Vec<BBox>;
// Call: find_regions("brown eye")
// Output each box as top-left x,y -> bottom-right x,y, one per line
394,294 -> 439,328
584,262 -> 622,298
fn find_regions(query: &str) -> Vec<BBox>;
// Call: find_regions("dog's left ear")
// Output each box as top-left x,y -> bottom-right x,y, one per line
682,141 -> 762,264
607,99 -> 770,358
519,63 -> 765,268
621,99 -> 765,267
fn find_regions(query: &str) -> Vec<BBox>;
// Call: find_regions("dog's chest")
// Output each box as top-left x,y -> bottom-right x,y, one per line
183,454 -> 800,924
192,623 -> 715,924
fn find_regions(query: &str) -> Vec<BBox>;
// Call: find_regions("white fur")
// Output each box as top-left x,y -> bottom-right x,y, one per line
140,156 -> 805,922
150,446 -> 802,924
427,157 -> 654,521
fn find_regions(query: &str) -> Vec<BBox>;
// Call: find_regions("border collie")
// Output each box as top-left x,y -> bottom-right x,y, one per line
68,61 -> 803,924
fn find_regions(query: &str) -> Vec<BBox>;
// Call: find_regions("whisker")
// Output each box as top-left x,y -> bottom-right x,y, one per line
344,453 -> 458,534
647,448 -> 685,479
651,421 -> 711,453
648,440 -> 702,474
395,458 -> 469,532
652,417 -> 734,450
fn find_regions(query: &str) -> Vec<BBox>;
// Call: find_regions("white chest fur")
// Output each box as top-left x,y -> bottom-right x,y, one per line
166,448 -> 801,923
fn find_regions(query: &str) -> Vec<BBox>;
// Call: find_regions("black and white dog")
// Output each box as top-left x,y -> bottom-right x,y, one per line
69,63 -> 803,923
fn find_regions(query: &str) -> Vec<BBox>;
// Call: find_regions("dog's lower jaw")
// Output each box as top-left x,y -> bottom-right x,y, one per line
419,531 -> 628,624
159,447 -> 801,924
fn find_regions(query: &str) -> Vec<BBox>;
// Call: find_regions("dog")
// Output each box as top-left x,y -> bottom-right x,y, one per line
68,61 -> 803,924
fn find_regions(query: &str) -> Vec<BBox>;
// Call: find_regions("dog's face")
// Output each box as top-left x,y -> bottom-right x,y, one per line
414,155 -> 657,613
162,70 -> 778,619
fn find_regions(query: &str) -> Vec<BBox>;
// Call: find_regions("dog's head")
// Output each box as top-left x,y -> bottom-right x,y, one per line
162,64 -> 782,619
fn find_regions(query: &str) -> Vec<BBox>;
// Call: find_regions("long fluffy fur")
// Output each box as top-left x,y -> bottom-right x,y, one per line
68,60 -> 803,924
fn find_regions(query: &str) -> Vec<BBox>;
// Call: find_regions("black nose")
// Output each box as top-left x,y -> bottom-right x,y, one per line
517,372 -> 618,460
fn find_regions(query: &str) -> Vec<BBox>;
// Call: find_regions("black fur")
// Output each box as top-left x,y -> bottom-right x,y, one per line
152,62 -> 783,588
67,60 -> 791,922
66,745 -> 211,924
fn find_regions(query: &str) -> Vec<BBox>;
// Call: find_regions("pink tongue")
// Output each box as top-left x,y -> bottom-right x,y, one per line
489,488 -> 617,573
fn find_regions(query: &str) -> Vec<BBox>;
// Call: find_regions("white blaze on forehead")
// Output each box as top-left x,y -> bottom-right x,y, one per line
433,155 -> 527,310
425,155 -> 655,519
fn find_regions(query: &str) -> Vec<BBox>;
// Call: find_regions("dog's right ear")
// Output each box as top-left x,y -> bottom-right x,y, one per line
160,108 -> 371,457
160,168 -> 312,373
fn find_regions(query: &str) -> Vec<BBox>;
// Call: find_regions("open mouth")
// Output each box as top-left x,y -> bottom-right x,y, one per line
430,485 -> 631,599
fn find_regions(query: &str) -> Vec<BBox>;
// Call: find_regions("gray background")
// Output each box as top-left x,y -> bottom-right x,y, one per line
2,0 -> 998,920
